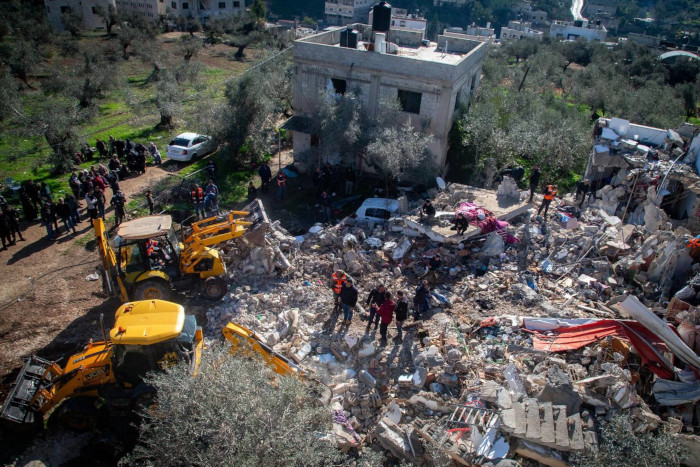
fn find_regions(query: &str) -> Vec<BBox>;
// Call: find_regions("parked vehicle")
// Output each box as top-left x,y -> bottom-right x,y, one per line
353,198 -> 400,223
166,133 -> 216,162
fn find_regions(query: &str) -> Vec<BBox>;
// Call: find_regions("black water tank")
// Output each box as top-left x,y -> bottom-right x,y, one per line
372,1 -> 391,33
573,19 -> 583,27
348,29 -> 359,48
340,27 -> 350,47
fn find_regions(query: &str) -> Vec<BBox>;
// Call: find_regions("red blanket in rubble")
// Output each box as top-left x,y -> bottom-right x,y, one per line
455,202 -> 519,243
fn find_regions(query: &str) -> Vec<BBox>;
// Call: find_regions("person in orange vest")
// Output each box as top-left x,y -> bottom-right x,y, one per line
687,235 -> 700,261
537,184 -> 557,218
191,183 -> 205,219
330,269 -> 350,313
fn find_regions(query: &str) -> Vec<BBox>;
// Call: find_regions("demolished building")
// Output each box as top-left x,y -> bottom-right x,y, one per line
191,149 -> 700,465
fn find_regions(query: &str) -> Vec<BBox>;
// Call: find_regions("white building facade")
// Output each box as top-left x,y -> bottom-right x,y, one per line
324,0 -> 372,27
500,21 -> 544,41
550,20 -> 607,41
44,0 -> 115,31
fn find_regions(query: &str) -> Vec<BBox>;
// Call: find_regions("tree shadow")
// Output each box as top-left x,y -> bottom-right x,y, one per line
5,236 -> 55,265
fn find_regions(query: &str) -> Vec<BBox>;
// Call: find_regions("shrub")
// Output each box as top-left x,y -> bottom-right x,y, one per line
122,345 -> 342,467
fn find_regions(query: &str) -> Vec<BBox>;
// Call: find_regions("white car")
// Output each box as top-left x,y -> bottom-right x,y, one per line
166,133 -> 216,162
354,198 -> 400,223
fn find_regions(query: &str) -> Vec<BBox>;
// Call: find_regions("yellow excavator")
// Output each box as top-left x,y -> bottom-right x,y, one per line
1,301 -> 307,431
94,200 -> 268,302
0,299 -> 203,430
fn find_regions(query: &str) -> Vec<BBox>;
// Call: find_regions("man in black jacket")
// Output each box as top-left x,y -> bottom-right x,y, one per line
528,166 -> 541,203
413,280 -> 430,320
56,198 -> 77,234
395,290 -> 408,342
340,279 -> 358,325
365,284 -> 386,333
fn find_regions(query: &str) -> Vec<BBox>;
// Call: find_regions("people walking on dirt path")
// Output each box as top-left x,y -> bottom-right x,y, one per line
69,172 -> 82,200
18,189 -> 36,221
65,194 -> 81,225
275,170 -> 287,201
85,189 -> 98,221
25,180 -> 41,212
146,190 -> 155,215
537,184 -> 557,219
365,284 -> 387,333
413,280 -> 430,321
148,142 -> 162,165
395,290 -> 408,342
0,209 -> 13,250
3,205 -> 25,243
110,190 -> 127,226
528,165 -> 541,203
41,201 -> 58,241
340,278 -> 358,325
95,188 -> 106,221
330,269 -> 349,314
39,182 -> 51,203
191,183 -> 205,219
258,163 -> 271,193
56,198 -> 77,234
377,292 -> 396,345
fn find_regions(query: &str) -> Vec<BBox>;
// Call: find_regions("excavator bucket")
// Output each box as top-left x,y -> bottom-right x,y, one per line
0,356 -> 55,428
239,198 -> 269,229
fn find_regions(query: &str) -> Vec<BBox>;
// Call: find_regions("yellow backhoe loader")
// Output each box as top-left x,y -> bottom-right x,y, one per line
1,301 -> 314,432
94,199 -> 268,302
0,299 -> 203,430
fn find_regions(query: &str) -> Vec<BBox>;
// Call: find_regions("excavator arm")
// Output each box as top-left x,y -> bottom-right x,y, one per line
222,322 -> 305,378
94,218 -> 129,302
184,199 -> 268,249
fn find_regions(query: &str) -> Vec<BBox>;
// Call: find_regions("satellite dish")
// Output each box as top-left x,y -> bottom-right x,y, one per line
436,177 -> 446,190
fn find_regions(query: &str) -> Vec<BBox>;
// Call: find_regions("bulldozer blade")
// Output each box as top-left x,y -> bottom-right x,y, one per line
0,356 -> 53,427
240,198 -> 269,228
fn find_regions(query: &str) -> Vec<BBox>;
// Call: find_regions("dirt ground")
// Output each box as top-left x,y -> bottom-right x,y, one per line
0,165 -> 172,382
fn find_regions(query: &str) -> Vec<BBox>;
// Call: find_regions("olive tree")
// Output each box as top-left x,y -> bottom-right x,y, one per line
365,100 -> 436,190
122,345 -> 342,467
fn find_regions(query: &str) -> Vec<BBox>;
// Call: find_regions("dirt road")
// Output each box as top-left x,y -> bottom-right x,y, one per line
0,166 -> 172,380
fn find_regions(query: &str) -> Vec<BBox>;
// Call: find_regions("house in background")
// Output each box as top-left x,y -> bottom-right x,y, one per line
44,0 -> 115,31
500,20 -> 544,41
550,20 -> 607,42
369,7 -> 427,38
44,0 -> 244,30
285,6 -> 485,171
324,0 -> 372,27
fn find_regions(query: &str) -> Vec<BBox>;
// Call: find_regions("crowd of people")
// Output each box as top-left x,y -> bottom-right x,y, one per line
330,269 -> 439,346
0,136 -> 164,248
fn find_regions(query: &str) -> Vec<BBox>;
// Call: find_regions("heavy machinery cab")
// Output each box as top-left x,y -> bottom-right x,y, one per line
111,300 -> 202,383
115,215 -> 182,284
0,300 -> 203,429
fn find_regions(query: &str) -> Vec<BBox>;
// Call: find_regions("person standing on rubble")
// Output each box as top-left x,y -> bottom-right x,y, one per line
377,292 -> 396,345
395,290 -> 408,342
421,199 -> 436,223
420,253 -> 442,284
340,278 -> 358,325
528,166 -> 541,203
413,280 -> 430,320
330,269 -> 349,314
191,183 -> 205,220
576,179 -> 592,207
365,284 -> 387,333
537,184 -> 557,219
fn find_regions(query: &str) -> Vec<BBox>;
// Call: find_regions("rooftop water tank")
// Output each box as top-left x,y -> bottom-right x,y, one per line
340,26 -> 359,49
372,1 -> 392,33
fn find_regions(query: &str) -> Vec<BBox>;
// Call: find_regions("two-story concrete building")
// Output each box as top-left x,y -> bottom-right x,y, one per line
286,23 -> 486,171
324,0 -> 373,27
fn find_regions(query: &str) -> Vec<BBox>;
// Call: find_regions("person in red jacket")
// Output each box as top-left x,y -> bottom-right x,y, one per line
376,291 -> 396,345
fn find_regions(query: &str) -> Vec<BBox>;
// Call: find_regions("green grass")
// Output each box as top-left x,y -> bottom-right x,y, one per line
0,35 -> 261,203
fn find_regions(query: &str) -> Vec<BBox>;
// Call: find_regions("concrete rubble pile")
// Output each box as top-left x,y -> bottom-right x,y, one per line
200,160 -> 700,464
